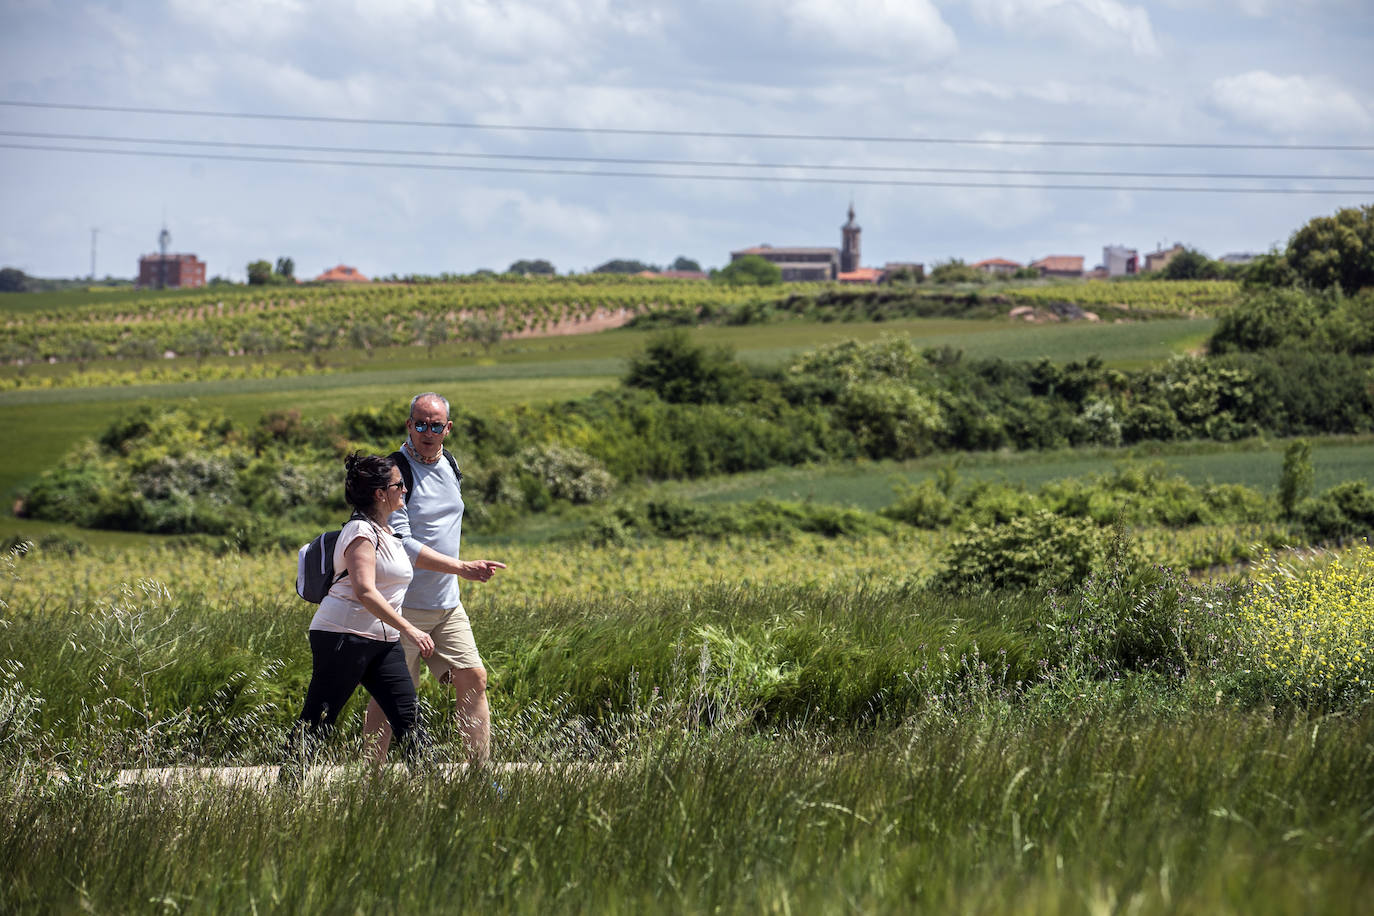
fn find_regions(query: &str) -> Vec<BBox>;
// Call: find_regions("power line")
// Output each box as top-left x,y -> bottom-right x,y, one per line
4,99 -> 1372,152
1,129 -> 1369,182
4,141 -> 1371,195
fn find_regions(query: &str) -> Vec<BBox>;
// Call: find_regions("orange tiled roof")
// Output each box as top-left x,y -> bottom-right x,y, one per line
1030,255 -> 1084,273
972,258 -> 1022,268
837,268 -> 884,283
315,264 -> 369,283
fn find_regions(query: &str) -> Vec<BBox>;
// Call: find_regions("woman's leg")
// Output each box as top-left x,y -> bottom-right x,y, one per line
360,640 -> 431,766
286,631 -> 372,763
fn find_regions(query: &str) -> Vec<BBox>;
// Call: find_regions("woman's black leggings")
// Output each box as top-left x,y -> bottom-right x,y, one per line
288,630 -> 430,764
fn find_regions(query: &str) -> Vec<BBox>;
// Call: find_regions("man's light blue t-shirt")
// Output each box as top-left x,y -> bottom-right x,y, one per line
388,446 -> 464,610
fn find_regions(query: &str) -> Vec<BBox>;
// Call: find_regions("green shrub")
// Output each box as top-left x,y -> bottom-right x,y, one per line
1208,288 -> 1326,354
934,510 -> 1108,593
1297,481 -> 1374,542
1047,533 -> 1188,677
515,444 -> 615,505
624,330 -> 755,405
881,479 -> 955,528
595,497 -> 893,541
1279,439 -> 1314,518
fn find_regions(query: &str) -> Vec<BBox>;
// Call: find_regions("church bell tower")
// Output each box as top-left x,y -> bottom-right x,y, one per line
840,203 -> 861,273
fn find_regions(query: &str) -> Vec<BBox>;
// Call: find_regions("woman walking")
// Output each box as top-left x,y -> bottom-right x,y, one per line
283,453 -> 435,776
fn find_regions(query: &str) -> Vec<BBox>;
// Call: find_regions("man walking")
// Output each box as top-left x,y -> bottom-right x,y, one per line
363,392 -> 506,764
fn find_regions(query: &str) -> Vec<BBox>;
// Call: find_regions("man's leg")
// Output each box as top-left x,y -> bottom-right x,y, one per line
363,610 -> 431,764
362,697 -> 392,765
360,641 -> 430,767
449,665 -> 490,764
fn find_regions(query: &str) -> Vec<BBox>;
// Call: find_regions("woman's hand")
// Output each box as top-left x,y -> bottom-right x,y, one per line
405,626 -> 435,658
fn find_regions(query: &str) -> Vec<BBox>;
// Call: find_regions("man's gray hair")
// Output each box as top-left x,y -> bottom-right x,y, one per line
409,392 -> 450,420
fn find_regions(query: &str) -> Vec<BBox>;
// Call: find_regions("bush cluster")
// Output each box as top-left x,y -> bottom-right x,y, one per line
883,463 -> 1272,532
18,331 -> 1374,544
1210,287 -> 1374,356
586,497 -> 894,545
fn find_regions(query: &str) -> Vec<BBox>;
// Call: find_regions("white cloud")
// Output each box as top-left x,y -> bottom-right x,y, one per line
967,0 -> 1159,56
1156,0 -> 1342,16
1209,70 -> 1371,133
783,0 -> 958,58
167,0 -> 310,42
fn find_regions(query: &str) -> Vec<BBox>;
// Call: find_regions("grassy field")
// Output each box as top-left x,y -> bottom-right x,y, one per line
2,278 -> 1372,911
649,436 -> 1374,512
2,535 -> 1372,913
0,316 -> 1213,506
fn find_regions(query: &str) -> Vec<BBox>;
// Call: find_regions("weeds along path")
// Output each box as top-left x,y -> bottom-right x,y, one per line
102,762 -> 615,789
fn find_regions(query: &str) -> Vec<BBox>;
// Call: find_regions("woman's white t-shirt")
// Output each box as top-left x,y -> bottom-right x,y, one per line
308,518 -> 413,641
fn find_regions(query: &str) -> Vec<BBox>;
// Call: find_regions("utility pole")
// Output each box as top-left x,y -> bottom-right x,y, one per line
90,227 -> 98,280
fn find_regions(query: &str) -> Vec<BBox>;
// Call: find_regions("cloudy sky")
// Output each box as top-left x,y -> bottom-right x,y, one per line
2,0 -> 1371,280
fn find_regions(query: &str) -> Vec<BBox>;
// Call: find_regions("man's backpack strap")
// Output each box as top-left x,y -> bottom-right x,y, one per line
391,448 -> 462,505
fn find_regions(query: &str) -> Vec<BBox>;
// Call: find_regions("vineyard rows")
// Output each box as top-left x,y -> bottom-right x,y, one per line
0,278 -> 796,365
0,277 -> 1237,369
999,279 -> 1240,316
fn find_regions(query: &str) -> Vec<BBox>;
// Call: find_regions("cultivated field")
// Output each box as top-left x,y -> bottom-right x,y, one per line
2,278 -> 1372,915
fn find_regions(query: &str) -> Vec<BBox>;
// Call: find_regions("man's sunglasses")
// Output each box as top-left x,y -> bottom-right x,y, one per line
411,420 -> 448,434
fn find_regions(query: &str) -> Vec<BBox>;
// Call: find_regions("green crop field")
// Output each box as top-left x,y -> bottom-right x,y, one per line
3,280 -> 1372,915
649,436 -> 1374,512
0,315 -> 1213,504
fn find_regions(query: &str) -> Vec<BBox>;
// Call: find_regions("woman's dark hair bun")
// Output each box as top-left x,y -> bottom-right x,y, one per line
342,452 -> 396,513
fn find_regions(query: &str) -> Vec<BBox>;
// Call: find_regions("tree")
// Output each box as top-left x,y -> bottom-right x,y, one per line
1286,204 -> 1374,294
593,259 -> 656,274
275,257 -> 295,280
462,316 -> 505,353
624,329 -> 753,404
1162,247 -> 1221,280
672,256 -> 702,272
65,337 -> 101,372
176,327 -> 222,365
928,259 -> 986,285
1279,439 -> 1314,518
423,315 -> 450,355
508,259 -> 557,276
712,255 -> 782,287
882,266 -> 924,285
246,260 -> 274,286
300,320 -> 337,367
0,267 -> 30,292
348,320 -> 385,357
116,336 -> 161,363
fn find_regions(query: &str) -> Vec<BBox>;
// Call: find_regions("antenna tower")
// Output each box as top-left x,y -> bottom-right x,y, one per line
157,222 -> 171,289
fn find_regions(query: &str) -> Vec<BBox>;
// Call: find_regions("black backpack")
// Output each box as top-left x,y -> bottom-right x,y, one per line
296,529 -> 346,603
390,448 -> 461,503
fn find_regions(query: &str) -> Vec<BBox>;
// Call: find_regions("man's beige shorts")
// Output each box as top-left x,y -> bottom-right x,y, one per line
400,602 -> 484,683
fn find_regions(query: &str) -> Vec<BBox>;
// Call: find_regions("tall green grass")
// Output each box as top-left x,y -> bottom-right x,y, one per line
3,708 -> 1370,914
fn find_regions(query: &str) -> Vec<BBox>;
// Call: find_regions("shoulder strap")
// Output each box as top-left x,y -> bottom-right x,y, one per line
442,448 -> 462,482
393,448 -> 461,504
390,450 -> 416,503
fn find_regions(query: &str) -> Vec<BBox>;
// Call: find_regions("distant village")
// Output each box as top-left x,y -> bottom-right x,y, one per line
131,206 -> 1260,290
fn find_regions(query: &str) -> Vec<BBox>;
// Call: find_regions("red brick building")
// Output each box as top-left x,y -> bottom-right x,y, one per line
137,253 -> 207,289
